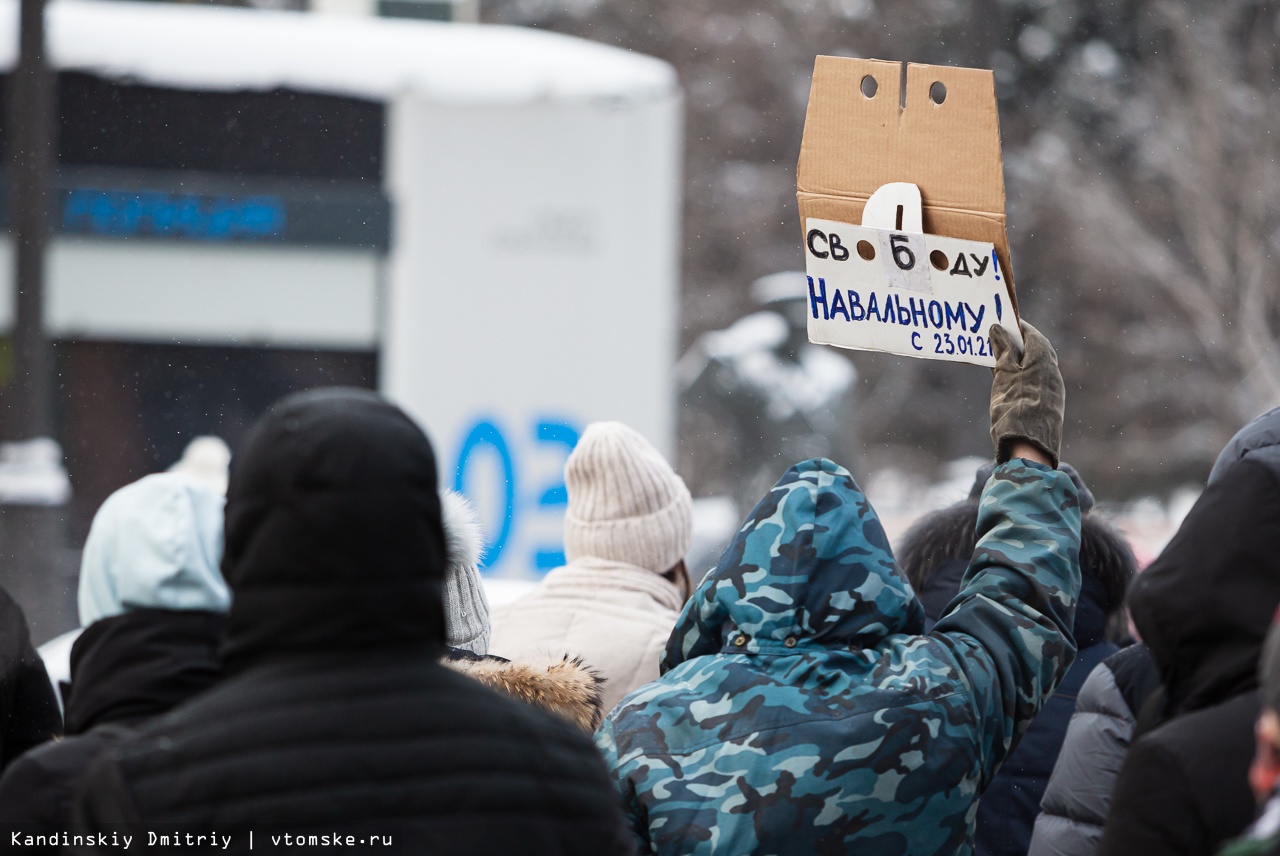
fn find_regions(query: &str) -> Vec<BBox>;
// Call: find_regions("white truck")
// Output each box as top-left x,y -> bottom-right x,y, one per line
0,0 -> 683,582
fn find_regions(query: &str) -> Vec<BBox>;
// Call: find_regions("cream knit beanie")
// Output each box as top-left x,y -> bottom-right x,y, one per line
563,422 -> 692,573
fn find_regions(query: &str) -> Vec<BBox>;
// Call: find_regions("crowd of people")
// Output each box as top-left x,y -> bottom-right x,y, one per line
0,318 -> 1277,855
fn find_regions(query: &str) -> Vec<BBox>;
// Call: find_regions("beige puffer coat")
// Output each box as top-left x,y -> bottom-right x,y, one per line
490,557 -> 683,714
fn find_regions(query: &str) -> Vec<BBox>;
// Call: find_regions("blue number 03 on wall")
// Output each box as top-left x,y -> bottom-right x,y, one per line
452,416 -> 581,575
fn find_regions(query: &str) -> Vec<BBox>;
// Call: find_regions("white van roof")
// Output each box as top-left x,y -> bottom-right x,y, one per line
0,0 -> 676,105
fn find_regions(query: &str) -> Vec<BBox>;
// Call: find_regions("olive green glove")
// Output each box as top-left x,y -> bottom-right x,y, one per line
989,320 -> 1064,468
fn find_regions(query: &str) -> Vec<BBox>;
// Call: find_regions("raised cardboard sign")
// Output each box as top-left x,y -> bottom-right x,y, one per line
804,181 -> 1022,364
797,57 -> 1020,366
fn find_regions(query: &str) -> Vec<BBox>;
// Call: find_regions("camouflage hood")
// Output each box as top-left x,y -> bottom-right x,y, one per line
597,457 -> 1082,856
664,458 -> 924,670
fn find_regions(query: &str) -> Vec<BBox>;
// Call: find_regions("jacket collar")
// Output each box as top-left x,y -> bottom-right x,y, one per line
541,558 -> 684,613
67,609 -> 225,734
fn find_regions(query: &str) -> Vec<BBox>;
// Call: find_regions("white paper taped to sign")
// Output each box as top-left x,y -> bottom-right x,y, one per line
804,182 -> 1022,366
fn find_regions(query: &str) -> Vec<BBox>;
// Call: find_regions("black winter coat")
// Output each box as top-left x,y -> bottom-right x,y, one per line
1098,450 -> 1280,856
71,389 -> 631,855
0,608 -> 224,836
0,587 -> 61,771
1098,690 -> 1260,856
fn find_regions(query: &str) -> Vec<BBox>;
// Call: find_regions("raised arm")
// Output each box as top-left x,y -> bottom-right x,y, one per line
930,321 -> 1083,782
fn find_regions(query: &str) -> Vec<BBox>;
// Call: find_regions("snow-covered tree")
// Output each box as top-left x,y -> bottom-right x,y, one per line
484,0 -> 1279,497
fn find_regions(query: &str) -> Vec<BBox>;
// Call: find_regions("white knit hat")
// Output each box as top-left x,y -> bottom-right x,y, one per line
563,422 -> 692,573
440,490 -> 491,655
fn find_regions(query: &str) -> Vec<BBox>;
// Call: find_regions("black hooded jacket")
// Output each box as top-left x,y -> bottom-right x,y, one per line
1098,444 -> 1280,856
1209,404 -> 1280,485
0,588 -> 61,770
0,608 -> 224,836
71,389 -> 631,855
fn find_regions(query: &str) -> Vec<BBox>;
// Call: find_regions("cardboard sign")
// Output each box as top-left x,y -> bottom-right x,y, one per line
796,57 -> 1021,366
805,182 -> 1022,364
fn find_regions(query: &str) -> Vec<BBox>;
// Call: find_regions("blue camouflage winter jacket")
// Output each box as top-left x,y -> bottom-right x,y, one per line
595,457 -> 1081,856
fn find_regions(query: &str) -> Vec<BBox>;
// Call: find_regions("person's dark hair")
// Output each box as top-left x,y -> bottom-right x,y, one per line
1080,514 -> 1137,614
663,560 -> 693,603
897,493 -> 1136,630
897,501 -> 979,595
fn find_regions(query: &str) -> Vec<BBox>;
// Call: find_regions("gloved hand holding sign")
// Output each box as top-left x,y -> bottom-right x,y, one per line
989,320 -> 1064,468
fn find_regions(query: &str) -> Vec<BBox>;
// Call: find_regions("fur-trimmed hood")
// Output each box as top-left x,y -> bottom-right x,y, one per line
443,652 -> 606,732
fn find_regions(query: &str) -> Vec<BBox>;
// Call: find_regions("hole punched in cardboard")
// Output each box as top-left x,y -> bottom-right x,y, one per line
797,56 -> 1024,366
796,56 -> 1019,314
802,180 -> 1023,364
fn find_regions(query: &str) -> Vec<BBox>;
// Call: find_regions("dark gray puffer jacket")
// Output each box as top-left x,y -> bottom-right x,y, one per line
1029,643 -> 1159,856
